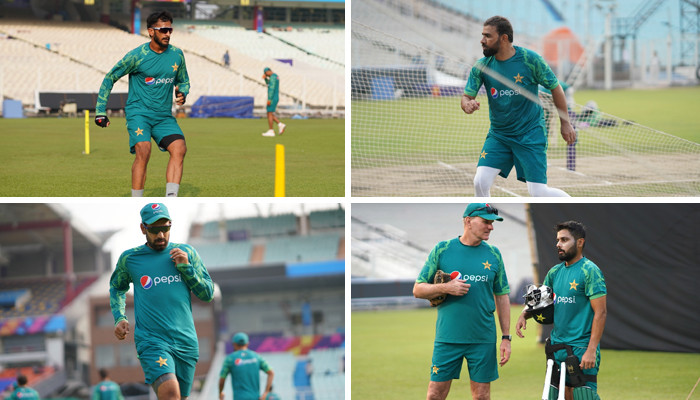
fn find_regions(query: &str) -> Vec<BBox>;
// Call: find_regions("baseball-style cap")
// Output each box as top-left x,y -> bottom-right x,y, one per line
264,67 -> 271,73
140,203 -> 171,225
233,332 -> 249,345
463,203 -> 503,221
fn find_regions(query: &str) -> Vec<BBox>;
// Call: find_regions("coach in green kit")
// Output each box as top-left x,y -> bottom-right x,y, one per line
91,369 -> 124,400
262,67 -> 286,137
516,221 -> 607,400
413,203 -> 511,400
462,16 -> 575,197
95,11 -> 190,197
110,203 -> 214,400
218,332 -> 275,400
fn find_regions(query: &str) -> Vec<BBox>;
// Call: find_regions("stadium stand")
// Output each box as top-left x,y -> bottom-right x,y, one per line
263,233 -> 341,264
0,276 -> 97,319
192,241 -> 253,269
308,208 -> 345,230
0,20 -> 343,112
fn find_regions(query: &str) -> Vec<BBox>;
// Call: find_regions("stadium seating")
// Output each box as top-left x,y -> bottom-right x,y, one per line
0,20 -> 343,110
0,276 -> 96,319
192,241 -> 253,269
308,209 -> 345,230
263,234 -> 341,264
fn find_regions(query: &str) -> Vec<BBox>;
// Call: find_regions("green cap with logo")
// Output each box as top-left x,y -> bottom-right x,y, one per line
264,67 -> 271,73
140,203 -> 171,225
233,332 -> 249,345
463,203 -> 503,221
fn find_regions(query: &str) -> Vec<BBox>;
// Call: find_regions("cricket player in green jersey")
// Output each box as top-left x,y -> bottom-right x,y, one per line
413,203 -> 511,400
461,16 -> 575,197
262,67 -> 286,137
516,221 -> 607,400
219,332 -> 275,400
92,369 -> 124,400
110,203 -> 214,400
7,375 -> 39,400
95,11 -> 190,197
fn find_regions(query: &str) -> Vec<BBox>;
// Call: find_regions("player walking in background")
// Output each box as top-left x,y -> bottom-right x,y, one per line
92,369 -> 124,400
413,203 -> 511,400
95,11 -> 190,197
262,67 -> 286,137
219,332 -> 275,400
110,203 -> 214,400
516,221 -> 607,400
461,16 -> 575,197
7,375 -> 40,400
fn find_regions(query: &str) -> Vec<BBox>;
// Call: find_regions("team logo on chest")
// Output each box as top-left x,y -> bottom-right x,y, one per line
482,260 -> 492,270
140,275 -> 153,289
513,73 -> 524,84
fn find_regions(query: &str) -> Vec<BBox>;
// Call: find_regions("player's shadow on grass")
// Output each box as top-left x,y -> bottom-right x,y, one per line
136,183 -> 201,197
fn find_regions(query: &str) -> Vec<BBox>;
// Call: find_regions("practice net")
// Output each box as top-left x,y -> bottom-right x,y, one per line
351,21 -> 700,197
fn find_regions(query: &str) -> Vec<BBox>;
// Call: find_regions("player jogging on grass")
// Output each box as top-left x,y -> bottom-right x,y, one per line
92,369 -> 124,400
110,203 -> 214,400
462,16 -> 576,197
413,203 -> 511,400
262,67 -> 286,137
516,221 -> 607,400
219,332 -> 275,400
95,11 -> 190,197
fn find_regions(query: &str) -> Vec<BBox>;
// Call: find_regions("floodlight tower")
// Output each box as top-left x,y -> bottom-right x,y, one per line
679,0 -> 700,69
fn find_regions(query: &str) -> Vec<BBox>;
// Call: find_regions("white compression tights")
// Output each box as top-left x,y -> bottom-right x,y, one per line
473,166 -> 570,197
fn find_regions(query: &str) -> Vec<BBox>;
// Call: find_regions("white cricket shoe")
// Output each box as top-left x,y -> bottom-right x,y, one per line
278,122 -> 286,135
262,129 -> 276,137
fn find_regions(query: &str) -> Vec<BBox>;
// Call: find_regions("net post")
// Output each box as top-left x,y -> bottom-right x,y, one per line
84,110 -> 90,155
275,144 -> 285,197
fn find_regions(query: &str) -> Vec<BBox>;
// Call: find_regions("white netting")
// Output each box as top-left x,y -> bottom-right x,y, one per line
351,21 -> 700,197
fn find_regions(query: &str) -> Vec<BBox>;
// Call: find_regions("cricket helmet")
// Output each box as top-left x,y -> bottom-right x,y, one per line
523,284 -> 555,325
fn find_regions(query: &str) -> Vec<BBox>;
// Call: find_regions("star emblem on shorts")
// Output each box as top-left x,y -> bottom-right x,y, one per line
480,150 -> 487,159
135,127 -> 144,136
432,365 -> 439,374
569,279 -> 579,290
536,313 -> 546,322
156,356 -> 168,367
514,73 -> 524,84
483,260 -> 492,270
172,63 -> 179,72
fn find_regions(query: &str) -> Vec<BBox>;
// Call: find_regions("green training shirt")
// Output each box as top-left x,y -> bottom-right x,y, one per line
543,257 -> 607,347
91,381 -> 123,400
96,43 -> 190,116
220,349 -> 271,400
464,46 -> 559,141
109,242 -> 213,353
266,73 -> 279,102
8,387 -> 40,400
417,237 -> 510,343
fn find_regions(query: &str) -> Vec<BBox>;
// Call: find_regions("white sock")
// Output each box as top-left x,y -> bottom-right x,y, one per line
166,183 -> 179,197
131,189 -> 144,197
473,166 -> 500,197
527,182 -> 570,197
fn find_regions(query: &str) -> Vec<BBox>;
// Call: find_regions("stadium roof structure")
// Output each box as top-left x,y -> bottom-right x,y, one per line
0,204 -> 103,266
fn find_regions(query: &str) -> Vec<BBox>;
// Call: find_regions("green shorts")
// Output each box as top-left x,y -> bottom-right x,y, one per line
430,342 -> 498,383
136,342 -> 197,396
126,114 -> 184,154
267,99 -> 278,113
477,128 -> 548,183
552,345 -> 600,393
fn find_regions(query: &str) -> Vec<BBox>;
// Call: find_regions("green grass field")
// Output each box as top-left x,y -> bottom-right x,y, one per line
0,117 -> 344,196
352,306 -> 700,400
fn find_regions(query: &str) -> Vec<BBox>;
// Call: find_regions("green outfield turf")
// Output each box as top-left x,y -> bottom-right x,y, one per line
0,117 -> 344,196
352,306 -> 700,400
574,86 -> 700,144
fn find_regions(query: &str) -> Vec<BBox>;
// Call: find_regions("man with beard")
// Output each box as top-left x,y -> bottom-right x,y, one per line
95,11 -> 190,197
461,16 -> 575,197
515,221 -> 607,400
110,203 -> 214,400
413,203 -> 511,400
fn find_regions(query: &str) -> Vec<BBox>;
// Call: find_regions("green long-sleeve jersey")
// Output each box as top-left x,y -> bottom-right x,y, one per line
91,381 -> 124,400
109,242 -> 213,353
220,349 -> 271,400
96,43 -> 190,116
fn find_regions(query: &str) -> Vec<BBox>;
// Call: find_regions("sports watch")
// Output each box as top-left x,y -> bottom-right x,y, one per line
501,335 -> 512,341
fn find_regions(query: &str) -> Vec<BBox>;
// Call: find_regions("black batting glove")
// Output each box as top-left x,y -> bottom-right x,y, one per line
95,115 -> 110,128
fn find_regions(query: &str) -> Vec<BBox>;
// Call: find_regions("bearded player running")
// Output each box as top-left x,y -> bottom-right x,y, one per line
95,11 -> 190,197
462,16 -> 575,197
110,203 -> 214,400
